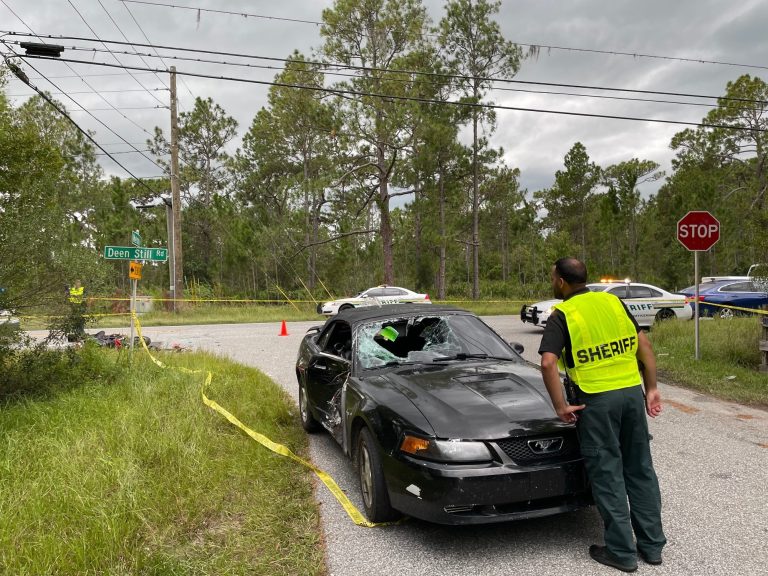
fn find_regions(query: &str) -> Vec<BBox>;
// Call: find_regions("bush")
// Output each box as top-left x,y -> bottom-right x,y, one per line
0,341 -> 122,402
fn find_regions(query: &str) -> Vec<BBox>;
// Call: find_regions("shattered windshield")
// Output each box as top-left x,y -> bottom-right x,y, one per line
357,314 -> 516,369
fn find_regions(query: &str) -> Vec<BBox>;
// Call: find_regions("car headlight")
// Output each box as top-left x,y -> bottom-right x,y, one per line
399,434 -> 492,462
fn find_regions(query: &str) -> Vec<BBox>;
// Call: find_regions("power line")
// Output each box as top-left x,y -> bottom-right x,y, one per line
53,42 -> 766,113
9,33 -> 766,105
9,88 -> 169,96
14,53 -> 767,133
119,0 -> 324,27
117,0 -> 768,72
0,10 -> 164,158
71,106 -> 167,111
66,0 -> 167,108
120,0 -> 195,100
1,50 -> 162,171
95,0 -> 174,98
0,53 -> 159,194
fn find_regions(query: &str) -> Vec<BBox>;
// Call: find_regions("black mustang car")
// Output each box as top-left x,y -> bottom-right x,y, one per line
295,304 -> 591,525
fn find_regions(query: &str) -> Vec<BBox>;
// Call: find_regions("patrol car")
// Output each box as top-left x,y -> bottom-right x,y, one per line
316,285 -> 430,316
520,281 -> 692,329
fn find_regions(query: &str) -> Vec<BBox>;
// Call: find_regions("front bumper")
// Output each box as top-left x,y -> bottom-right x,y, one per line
385,454 -> 591,525
520,305 -> 545,326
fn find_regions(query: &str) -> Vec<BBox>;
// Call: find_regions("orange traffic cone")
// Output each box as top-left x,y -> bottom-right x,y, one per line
279,320 -> 289,336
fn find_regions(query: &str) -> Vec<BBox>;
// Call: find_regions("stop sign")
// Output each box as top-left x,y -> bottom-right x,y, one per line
677,211 -> 720,251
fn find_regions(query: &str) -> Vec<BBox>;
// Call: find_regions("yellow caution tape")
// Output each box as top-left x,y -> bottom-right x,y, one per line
691,301 -> 768,316
131,313 -> 389,528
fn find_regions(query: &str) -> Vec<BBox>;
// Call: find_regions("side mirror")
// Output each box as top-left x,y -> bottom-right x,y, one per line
509,342 -> 525,355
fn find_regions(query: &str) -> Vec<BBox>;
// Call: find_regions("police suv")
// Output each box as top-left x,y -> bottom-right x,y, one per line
520,281 -> 692,329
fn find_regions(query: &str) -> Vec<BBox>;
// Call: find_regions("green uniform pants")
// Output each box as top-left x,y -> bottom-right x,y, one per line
576,384 -> 666,565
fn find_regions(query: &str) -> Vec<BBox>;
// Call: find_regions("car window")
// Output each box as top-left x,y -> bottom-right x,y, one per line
684,282 -> 720,292
320,321 -> 352,358
608,286 -> 628,298
628,286 -> 653,299
587,284 -> 608,292
719,281 -> 754,293
648,288 -> 662,297
364,288 -> 387,298
383,288 -> 406,296
357,314 -> 516,369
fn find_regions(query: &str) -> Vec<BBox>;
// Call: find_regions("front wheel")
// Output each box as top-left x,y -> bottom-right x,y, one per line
356,427 -> 399,523
339,304 -> 354,313
298,381 -> 322,433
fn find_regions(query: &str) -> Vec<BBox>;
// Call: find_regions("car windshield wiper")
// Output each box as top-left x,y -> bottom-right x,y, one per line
433,353 -> 511,362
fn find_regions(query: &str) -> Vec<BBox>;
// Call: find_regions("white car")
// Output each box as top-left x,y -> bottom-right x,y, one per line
316,286 -> 431,316
520,281 -> 692,329
0,309 -> 19,326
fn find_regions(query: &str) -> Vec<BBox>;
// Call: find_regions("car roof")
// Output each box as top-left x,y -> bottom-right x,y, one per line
334,303 -> 468,324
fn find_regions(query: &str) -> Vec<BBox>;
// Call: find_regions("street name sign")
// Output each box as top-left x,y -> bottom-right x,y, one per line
103,246 -> 168,262
677,211 -> 720,251
131,230 -> 142,247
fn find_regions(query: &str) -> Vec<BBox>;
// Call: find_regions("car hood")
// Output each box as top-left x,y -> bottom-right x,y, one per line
376,361 -> 565,440
528,298 -> 561,310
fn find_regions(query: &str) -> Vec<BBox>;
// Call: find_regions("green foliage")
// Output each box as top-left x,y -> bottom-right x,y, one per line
0,348 -> 324,574
650,317 -> 766,405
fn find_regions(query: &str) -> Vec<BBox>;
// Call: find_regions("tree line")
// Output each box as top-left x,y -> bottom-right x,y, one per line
1,0 -> 766,321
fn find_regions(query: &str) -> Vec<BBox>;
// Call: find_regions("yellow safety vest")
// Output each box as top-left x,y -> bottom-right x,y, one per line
553,291 -> 641,394
69,286 -> 84,304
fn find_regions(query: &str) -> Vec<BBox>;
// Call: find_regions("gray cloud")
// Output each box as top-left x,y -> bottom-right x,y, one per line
3,0 -> 764,195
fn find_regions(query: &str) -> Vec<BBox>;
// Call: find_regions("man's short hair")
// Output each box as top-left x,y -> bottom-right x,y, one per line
554,257 -> 587,285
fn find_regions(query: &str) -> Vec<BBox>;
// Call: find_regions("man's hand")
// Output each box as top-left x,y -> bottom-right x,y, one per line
645,389 -> 663,418
556,403 -> 585,424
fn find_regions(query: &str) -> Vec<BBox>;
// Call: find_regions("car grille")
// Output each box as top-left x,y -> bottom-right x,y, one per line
495,433 -> 580,464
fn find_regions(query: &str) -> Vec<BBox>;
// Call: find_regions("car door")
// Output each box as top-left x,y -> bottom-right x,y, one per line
625,285 -> 656,326
305,320 -> 352,440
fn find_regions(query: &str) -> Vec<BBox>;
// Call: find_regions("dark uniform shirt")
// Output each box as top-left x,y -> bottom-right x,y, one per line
538,287 -> 640,368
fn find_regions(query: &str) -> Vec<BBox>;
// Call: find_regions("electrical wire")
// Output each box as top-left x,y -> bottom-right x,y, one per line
117,0 -> 768,71
96,0 -> 174,98
0,53 -> 160,194
51,42 -> 767,113
7,32 -> 765,105
66,0 -> 167,108
12,53 -> 767,133
0,7 -> 165,164
120,0 -> 195,99
2,47 -> 165,169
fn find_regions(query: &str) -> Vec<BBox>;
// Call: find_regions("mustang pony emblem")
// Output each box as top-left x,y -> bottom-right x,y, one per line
528,437 -> 564,454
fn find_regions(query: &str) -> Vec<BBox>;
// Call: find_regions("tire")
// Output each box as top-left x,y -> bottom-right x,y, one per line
718,308 -> 735,320
655,308 -> 676,322
298,380 -> 322,433
339,304 -> 354,312
356,427 -> 399,522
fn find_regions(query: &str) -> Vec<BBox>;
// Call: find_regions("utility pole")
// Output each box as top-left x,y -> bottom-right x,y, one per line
170,66 -> 183,309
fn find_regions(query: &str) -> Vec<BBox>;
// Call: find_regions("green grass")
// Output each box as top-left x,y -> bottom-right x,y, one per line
649,316 -> 767,406
0,345 -> 325,575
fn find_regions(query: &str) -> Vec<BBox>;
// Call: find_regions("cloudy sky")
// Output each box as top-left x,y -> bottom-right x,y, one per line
2,0 -> 767,198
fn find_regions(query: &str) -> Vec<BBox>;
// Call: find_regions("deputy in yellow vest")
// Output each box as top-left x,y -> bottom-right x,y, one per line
539,258 -> 666,573
68,280 -> 84,304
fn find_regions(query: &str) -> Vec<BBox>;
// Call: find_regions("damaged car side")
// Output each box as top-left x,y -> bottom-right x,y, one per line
295,304 -> 591,525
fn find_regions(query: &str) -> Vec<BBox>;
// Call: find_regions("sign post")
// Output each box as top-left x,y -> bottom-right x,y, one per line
677,211 -> 720,360
104,235 -> 167,353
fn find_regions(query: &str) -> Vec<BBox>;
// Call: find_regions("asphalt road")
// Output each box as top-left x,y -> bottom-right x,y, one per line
70,316 -> 768,576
